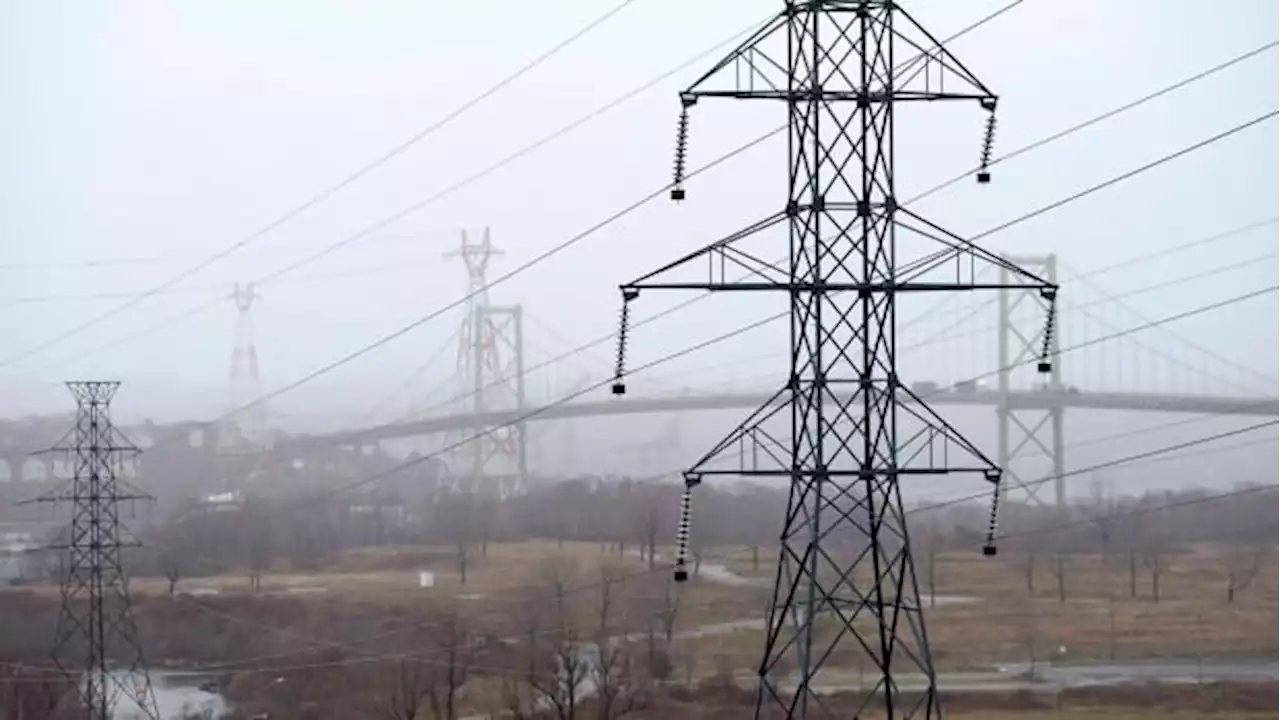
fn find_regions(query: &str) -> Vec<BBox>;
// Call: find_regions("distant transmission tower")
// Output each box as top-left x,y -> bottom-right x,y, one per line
24,382 -> 160,720
443,228 -> 528,497
997,254 -> 1066,507
611,3 -> 1058,717
221,282 -> 271,451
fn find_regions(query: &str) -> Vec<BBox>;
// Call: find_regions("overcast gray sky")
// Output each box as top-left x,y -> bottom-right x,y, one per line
1,0 -> 1276,486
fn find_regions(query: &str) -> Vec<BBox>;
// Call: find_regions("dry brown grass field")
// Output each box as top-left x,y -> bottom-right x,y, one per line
677,542 -> 1278,674
101,539 -> 1276,668
3,538 -> 1275,717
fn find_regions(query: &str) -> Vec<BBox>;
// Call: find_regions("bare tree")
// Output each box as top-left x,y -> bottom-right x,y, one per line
632,575 -> 681,684
241,501 -> 272,591
436,491 -> 476,585
455,540 -> 472,587
1222,492 -> 1270,603
1136,505 -> 1170,603
1225,542 -> 1266,603
1023,548 -> 1037,595
636,492 -> 661,571
162,553 -> 181,595
591,563 -> 646,719
519,561 -> 589,720
655,576 -> 680,644
679,649 -> 697,688
426,612 -> 470,720
1127,548 -> 1139,599
916,525 -> 941,608
1052,550 -> 1067,604
1017,596 -> 1039,681
373,659 -> 435,720
1092,507 -> 1119,660
0,662 -> 74,720
501,674 -> 537,720
1140,548 -> 1166,603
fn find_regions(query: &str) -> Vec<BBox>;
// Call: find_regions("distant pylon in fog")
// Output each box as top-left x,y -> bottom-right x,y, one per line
442,228 -> 527,495
222,282 -> 271,451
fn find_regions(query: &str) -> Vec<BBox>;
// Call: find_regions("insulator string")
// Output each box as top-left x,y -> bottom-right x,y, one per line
674,480 -> 694,581
671,106 -> 691,201
611,294 -> 634,395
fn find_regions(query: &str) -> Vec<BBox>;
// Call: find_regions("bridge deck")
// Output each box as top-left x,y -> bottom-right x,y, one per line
281,389 -> 1279,454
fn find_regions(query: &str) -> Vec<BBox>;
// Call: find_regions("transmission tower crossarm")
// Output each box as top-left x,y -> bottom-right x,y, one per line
676,1 -> 999,104
618,207 -> 1056,295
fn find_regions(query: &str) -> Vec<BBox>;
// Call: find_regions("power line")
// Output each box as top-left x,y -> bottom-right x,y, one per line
994,479 -> 1278,542
349,326 -> 462,426
913,419 -> 1279,519
308,307 -> 786,502
154,128 -> 782,458
1079,217 -> 1278,278
1062,258 -> 1279,390
198,112 -> 1280,489
434,242 -> 1275,426
907,39 -> 1279,203
395,51 -> 1280,423
868,252 -> 1279,391
0,258 -> 470,306
969,110 -> 1278,243
0,229 -> 459,272
7,3 -> 1216,405
660,286 -> 1278,504
115,425 -> 1279,682
0,14 -> 769,386
302,279 -> 1277,509
0,0 -> 641,372
110,297 -> 1280,681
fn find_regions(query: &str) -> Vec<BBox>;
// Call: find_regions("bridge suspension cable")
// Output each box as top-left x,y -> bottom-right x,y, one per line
1061,260 -> 1278,393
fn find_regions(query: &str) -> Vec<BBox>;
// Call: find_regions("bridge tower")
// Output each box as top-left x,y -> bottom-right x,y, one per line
221,282 -> 271,453
609,3 -> 1058,717
997,254 -> 1066,507
443,228 -> 528,497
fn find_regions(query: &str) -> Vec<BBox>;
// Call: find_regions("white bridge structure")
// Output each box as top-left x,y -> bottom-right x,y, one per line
272,255 -> 1278,506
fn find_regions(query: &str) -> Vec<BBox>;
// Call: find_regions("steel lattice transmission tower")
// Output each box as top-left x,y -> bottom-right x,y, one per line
24,382 -> 160,720
443,227 -> 528,496
610,2 -> 1058,717
221,282 -> 271,452
997,254 -> 1066,508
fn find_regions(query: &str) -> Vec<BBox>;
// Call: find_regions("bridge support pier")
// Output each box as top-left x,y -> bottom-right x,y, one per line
998,254 -> 1067,507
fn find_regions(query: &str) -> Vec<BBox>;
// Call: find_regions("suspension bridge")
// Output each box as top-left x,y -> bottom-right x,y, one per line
260,251 -> 1278,507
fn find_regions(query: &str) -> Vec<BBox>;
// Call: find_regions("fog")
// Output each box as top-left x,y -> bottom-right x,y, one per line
0,2 -> 1277,716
